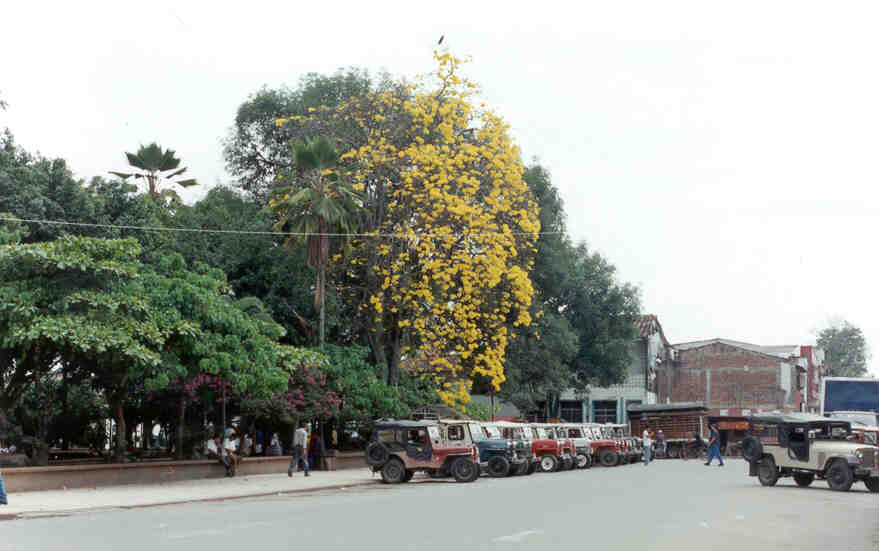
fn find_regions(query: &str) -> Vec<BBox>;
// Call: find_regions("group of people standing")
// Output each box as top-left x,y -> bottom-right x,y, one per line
204,422 -> 325,478
640,423 -> 725,466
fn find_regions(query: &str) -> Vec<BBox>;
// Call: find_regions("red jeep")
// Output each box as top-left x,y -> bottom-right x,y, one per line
365,419 -> 480,483
528,424 -> 572,472
586,424 -> 622,467
546,424 -> 577,471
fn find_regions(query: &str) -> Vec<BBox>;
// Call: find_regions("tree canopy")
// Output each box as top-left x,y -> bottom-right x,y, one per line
273,51 -> 540,405
817,320 -> 870,378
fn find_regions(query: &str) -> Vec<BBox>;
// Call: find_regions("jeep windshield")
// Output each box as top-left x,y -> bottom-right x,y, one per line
829,412 -> 879,427
483,425 -> 503,439
468,423 -> 486,439
535,427 -> 552,439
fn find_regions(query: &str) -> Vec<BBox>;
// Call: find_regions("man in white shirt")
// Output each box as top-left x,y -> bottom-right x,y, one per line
288,422 -> 310,477
642,427 -> 653,466
208,435 -> 234,477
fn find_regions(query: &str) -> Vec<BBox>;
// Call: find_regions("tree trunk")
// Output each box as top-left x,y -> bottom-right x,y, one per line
319,268 -> 326,349
388,331 -> 402,387
176,396 -> 185,460
113,400 -> 127,462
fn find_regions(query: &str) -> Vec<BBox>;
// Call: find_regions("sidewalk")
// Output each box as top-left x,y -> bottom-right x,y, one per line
0,469 -> 379,519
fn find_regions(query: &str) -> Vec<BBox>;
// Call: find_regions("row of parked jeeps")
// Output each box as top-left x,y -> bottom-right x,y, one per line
365,419 -> 644,483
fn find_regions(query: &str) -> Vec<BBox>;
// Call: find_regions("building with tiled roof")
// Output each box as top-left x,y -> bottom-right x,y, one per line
552,314 -> 676,424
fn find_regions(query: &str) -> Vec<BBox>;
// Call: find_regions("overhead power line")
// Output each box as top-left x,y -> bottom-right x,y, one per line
0,216 -> 561,239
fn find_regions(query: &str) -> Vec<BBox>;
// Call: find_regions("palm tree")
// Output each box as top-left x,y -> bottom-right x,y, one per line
110,143 -> 197,198
273,136 -> 361,347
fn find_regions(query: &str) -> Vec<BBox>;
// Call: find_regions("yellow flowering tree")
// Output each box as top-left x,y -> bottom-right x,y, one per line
274,51 -> 539,406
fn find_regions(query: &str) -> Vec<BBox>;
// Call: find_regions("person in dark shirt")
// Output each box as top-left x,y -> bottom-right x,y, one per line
705,424 -> 724,466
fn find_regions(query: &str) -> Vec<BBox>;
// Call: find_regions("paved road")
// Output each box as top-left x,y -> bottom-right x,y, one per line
3,459 -> 878,550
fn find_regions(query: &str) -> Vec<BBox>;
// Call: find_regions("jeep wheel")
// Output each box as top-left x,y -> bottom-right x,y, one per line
487,456 -> 511,477
825,460 -> 854,492
576,453 -> 592,469
380,458 -> 406,484
757,457 -> 779,487
741,435 -> 764,463
402,469 -> 414,482
539,454 -> 558,472
599,449 -> 619,467
560,456 -> 573,470
451,457 -> 479,482
793,472 -> 814,487
365,441 -> 390,466
865,478 -> 879,493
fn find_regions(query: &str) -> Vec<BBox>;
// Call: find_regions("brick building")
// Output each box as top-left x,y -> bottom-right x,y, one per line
656,338 -> 816,417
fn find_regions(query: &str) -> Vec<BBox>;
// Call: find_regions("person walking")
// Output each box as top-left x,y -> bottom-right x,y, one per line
288,422 -> 310,477
705,423 -> 724,466
642,426 -> 653,465
0,469 -> 8,505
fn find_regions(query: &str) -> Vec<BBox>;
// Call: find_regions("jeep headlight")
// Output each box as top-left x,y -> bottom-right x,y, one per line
856,451 -> 863,464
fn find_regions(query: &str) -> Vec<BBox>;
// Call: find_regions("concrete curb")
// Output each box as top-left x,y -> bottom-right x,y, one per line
0,479 -> 380,522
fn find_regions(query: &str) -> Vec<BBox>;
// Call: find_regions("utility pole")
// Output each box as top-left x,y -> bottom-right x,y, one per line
490,390 -> 495,422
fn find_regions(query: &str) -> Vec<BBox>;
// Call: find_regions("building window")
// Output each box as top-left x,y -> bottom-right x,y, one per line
624,400 -> 642,424
593,400 -> 617,424
560,401 -> 583,423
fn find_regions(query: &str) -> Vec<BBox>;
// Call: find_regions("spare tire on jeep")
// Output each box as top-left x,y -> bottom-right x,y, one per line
741,435 -> 763,463
366,441 -> 390,466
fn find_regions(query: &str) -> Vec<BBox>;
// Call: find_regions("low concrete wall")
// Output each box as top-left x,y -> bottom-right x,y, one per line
2,452 -> 369,493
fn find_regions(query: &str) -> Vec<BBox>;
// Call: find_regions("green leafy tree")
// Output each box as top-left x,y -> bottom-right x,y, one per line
0,130 -> 100,242
817,320 -> 870,377
0,236 -> 163,462
0,236 -> 289,462
224,68 -> 389,202
110,142 -> 197,200
272,137 -> 361,347
318,344 -> 438,424
497,164 -> 640,414
168,187 -> 325,345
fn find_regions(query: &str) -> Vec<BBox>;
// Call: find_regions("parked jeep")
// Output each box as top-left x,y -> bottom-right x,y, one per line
590,425 -> 622,466
562,424 -> 593,469
743,413 -> 879,492
496,421 -> 540,475
469,422 -> 530,477
528,425 -> 567,472
544,424 -> 576,471
365,419 -> 480,483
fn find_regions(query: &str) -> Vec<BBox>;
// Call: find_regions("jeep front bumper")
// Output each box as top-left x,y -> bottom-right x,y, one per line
854,467 -> 879,478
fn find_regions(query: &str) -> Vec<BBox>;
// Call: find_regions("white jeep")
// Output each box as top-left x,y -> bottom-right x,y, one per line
742,413 -> 879,492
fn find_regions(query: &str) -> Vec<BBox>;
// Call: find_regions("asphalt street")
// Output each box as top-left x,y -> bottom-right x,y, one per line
3,459 -> 878,551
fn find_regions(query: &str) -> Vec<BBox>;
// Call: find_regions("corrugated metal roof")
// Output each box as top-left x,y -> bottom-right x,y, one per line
750,412 -> 849,425
373,419 -> 436,428
673,338 -> 800,359
627,402 -> 707,413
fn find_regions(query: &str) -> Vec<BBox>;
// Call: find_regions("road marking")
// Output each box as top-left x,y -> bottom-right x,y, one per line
492,530 -> 544,543
166,528 -> 224,540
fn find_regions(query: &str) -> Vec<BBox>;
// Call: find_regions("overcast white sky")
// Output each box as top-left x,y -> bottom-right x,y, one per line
2,1 -> 877,375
